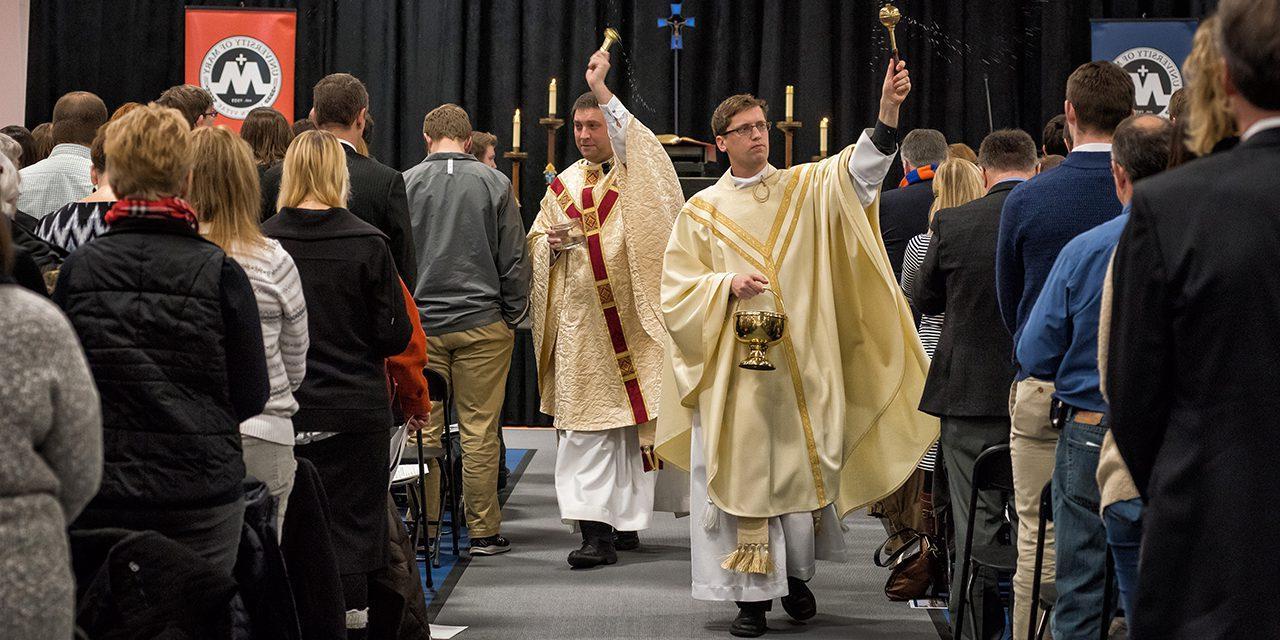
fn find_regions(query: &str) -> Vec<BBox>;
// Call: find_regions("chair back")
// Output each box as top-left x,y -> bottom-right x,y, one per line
424,368 -> 448,403
1040,480 -> 1054,523
972,444 -> 1015,494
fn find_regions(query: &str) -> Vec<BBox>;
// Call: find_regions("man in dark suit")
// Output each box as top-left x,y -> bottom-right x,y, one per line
880,128 -> 946,279
912,129 -> 1036,640
1107,1 -> 1280,636
261,74 -> 416,289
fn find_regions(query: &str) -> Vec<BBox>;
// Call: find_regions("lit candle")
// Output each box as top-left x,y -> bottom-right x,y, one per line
549,79 -> 557,117
820,117 -> 829,157
513,109 -> 521,151
785,85 -> 794,121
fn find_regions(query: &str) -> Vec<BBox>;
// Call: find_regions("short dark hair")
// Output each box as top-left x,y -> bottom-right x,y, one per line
423,104 -> 471,141
978,129 -> 1039,173
156,84 -> 212,129
0,126 -> 36,169
1066,61 -> 1135,135
901,129 -> 948,168
52,91 -> 108,146
30,123 -> 53,162
711,94 -> 769,137
291,118 -> 316,136
1042,114 -> 1070,156
1112,114 -> 1172,182
470,131 -> 498,156
572,92 -> 599,117
90,127 -> 107,173
1218,0 -> 1280,110
313,73 -> 369,128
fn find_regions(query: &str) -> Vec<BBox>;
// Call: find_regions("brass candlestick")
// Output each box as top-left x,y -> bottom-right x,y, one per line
539,117 -> 565,183
600,27 -> 621,53
879,3 -> 901,59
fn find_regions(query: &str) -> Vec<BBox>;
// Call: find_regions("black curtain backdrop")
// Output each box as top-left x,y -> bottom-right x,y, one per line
25,0 -> 1217,424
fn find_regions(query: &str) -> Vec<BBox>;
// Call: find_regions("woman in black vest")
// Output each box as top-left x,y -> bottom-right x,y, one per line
53,104 -> 269,574
262,130 -> 411,613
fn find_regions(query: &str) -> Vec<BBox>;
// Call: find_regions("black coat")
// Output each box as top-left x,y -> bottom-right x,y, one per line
261,144 -> 417,289
281,457 -> 345,640
913,181 -> 1019,418
53,217 -> 268,509
263,207 -> 412,433
1107,127 -> 1280,639
879,179 -> 934,279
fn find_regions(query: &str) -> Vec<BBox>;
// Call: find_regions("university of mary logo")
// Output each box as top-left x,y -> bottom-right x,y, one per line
1113,47 -> 1184,117
199,36 -> 283,120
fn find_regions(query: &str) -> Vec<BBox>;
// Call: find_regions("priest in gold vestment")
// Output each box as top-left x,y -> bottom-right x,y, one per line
528,51 -> 685,569
656,60 -> 939,637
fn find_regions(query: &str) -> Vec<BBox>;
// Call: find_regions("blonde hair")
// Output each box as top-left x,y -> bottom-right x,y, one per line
929,159 -> 984,223
188,126 -> 266,254
105,104 -> 193,200
278,130 -> 349,211
1184,15 -> 1236,156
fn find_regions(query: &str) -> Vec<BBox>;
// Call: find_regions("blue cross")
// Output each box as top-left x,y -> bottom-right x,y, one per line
657,3 -> 695,50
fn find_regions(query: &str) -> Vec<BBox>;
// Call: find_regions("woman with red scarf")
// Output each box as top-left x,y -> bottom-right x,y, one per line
53,104 -> 269,574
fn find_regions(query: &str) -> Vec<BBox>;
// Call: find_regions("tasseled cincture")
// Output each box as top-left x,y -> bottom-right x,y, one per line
721,542 -> 774,575
702,498 -> 721,531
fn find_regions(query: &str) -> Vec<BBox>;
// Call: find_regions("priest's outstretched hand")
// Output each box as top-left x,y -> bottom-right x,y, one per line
879,59 -> 911,129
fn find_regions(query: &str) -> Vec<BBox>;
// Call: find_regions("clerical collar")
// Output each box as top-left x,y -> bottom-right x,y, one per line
730,165 -> 775,189
583,158 -> 615,176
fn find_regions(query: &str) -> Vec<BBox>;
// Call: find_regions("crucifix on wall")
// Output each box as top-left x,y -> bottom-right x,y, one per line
657,3 -> 695,136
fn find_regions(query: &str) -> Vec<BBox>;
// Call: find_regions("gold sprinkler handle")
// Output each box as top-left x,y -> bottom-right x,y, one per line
731,287 -> 785,315
600,27 -> 621,53
878,4 -> 902,58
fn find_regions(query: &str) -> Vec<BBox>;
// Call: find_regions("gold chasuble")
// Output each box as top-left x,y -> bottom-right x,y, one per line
528,116 -> 684,433
656,145 -> 939,572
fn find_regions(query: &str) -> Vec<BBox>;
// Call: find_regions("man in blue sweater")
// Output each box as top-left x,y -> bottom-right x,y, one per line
1017,115 -> 1171,638
994,60 -> 1131,639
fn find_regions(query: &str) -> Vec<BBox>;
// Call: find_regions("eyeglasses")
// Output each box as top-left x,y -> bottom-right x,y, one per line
721,121 -> 771,138
202,110 -> 218,119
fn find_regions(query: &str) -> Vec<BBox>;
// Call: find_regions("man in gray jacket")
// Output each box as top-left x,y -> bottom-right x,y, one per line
403,103 -> 530,556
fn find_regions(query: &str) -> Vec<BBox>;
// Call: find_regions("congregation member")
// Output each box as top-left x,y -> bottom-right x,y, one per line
890,157 -> 983,541
0,184 -> 103,640
1182,15 -> 1239,158
262,130 -> 412,615
1,132 -> 62,283
880,128 -> 946,279
17,91 -> 107,219
240,106 -> 295,180
470,130 -> 499,168
55,104 -> 269,574
189,126 -> 309,537
262,74 -> 417,288
1038,154 -> 1065,172
947,142 -> 978,163
1107,1 -> 1280,635
0,156 -> 46,295
1,125 -> 37,168
1019,114 -> 1171,634
30,123 -> 54,165
528,51 -> 683,568
913,133 -> 1035,639
657,59 -> 937,638
1041,114 -> 1071,157
156,84 -> 217,129
292,117 -> 316,136
403,103 -> 530,556
995,60 -> 1131,640
35,122 -> 117,254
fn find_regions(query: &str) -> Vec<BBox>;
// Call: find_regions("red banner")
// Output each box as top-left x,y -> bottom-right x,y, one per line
185,7 -> 296,132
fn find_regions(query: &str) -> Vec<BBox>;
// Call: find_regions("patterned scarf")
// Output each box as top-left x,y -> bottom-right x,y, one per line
103,197 -> 200,232
897,163 -> 937,189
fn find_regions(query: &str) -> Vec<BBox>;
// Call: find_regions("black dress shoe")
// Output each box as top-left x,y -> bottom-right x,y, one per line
614,530 -> 640,551
780,576 -> 817,621
730,603 -> 769,637
567,541 -> 618,568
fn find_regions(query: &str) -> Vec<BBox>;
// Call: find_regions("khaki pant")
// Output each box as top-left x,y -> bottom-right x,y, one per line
423,320 -> 514,538
1009,378 -> 1058,640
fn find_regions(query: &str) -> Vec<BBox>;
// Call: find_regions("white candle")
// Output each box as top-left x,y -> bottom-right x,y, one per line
513,109 -> 521,151
785,85 -> 794,121
820,117 -> 829,157
549,79 -> 557,117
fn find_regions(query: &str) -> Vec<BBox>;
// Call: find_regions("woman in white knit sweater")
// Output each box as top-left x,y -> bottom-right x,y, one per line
189,127 -> 309,537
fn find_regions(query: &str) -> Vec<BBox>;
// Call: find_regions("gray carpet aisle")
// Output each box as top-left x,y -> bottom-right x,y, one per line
433,428 -> 944,640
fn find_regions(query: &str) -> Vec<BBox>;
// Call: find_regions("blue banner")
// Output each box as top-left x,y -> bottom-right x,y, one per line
1091,19 -> 1198,117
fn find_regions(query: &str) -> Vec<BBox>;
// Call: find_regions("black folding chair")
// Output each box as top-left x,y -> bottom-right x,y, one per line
953,444 -> 1017,640
423,368 -> 461,563
1029,480 -> 1055,640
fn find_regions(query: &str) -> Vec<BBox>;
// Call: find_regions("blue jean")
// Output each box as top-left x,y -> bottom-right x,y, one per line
1102,498 -> 1144,619
1051,419 -> 1110,639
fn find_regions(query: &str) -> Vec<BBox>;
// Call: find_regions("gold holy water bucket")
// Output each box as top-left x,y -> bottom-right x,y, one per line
733,289 -> 787,371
